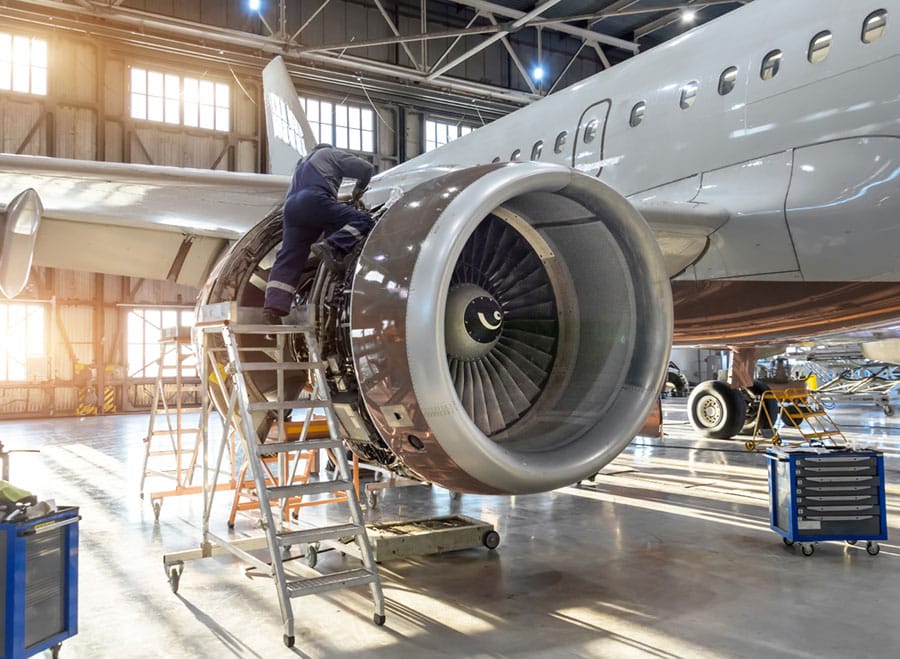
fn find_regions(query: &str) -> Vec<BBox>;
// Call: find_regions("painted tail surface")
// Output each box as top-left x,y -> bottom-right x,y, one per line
262,57 -> 318,176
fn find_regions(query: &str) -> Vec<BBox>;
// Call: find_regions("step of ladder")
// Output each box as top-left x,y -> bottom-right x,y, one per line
248,400 -> 323,412
285,568 -> 376,598
268,480 -> 353,499
255,438 -> 343,455
277,522 -> 362,547
237,361 -> 327,373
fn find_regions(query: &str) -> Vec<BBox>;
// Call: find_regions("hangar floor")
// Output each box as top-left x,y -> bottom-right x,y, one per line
6,398 -> 900,658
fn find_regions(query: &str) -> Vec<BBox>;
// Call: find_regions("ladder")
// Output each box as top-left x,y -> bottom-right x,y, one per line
177,304 -> 384,648
747,387 -> 848,452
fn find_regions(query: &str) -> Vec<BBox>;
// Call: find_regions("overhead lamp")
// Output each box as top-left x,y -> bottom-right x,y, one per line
249,0 -> 261,11
532,65 -> 544,82
682,10 -> 696,23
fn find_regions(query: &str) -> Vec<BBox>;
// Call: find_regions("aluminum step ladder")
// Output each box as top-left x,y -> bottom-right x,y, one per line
164,304 -> 384,649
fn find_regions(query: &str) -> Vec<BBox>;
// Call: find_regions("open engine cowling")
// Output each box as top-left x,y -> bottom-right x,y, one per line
350,163 -> 672,494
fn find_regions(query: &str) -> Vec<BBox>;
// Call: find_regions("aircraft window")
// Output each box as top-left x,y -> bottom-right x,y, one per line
583,119 -> 599,143
679,81 -> 698,109
862,9 -> 887,43
629,101 -> 646,127
531,141 -> 544,160
491,156 -> 501,163
808,31 -> 832,63
554,131 -> 568,153
760,49 -> 782,80
717,67 -> 738,95
511,149 -> 521,161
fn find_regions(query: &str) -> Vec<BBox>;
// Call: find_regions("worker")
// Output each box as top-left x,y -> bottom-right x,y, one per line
263,143 -> 374,324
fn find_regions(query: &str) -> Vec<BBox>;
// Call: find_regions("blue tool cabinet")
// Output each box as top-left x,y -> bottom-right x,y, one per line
766,448 -> 886,557
1,506 -> 79,659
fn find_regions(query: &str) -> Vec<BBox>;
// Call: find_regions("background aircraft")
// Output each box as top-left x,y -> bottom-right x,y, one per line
0,0 -> 897,493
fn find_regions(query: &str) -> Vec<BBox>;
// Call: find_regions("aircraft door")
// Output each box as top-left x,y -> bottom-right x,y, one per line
572,100 -> 611,176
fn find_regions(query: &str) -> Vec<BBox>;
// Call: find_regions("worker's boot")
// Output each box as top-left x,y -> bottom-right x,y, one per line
311,241 -> 346,273
262,307 -> 283,325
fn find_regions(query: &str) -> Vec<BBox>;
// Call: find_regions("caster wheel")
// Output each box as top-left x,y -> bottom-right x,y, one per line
866,542 -> 880,556
168,566 -> 181,593
782,537 -> 794,547
373,613 -> 386,626
306,545 -> 318,568
368,493 -> 378,509
801,544 -> 814,557
846,540 -> 858,546
51,643 -> 62,658
283,634 -> 295,648
483,530 -> 501,550
152,501 -> 161,520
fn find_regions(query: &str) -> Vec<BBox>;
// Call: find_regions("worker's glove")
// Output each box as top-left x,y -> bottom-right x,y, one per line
350,186 -> 366,209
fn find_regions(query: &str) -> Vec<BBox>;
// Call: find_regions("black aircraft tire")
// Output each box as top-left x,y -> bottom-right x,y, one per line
688,381 -> 746,440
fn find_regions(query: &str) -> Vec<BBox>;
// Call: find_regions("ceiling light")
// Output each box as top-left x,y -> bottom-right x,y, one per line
532,66 -> 544,81
249,0 -> 261,11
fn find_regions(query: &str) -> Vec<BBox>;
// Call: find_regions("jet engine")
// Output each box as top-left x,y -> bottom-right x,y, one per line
199,162 -> 672,494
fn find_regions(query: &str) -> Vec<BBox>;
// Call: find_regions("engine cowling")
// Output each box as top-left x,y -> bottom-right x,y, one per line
199,162 -> 672,495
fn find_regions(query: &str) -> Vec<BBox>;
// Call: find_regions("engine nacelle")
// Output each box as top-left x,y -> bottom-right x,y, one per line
199,162 -> 672,495
351,163 -> 672,493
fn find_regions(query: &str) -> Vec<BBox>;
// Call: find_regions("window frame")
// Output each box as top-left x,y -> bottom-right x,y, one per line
583,119 -> 599,143
0,32 -> 48,96
553,131 -> 568,154
423,116 -> 474,153
125,307 -> 196,381
130,65 -> 231,132
679,81 -> 699,109
531,140 -> 544,160
0,301 -> 47,382
760,49 -> 783,80
510,148 -> 522,161
808,31 -> 833,63
862,9 -> 888,44
629,101 -> 646,127
717,67 -> 738,96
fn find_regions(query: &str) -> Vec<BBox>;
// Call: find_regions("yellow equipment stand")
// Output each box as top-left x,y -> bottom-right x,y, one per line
747,387 -> 847,452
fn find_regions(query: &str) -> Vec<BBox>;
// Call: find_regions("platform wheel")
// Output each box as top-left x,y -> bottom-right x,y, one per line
368,492 -> 378,510
801,543 -> 814,557
846,539 -> 858,546
744,440 -> 756,452
168,566 -> 181,593
483,530 -> 501,550
866,541 -> 880,556
782,537 -> 794,547
283,635 -> 295,648
306,544 -> 318,568
374,613 -> 386,626
152,500 -> 161,520
51,643 -> 62,658
883,404 -> 895,417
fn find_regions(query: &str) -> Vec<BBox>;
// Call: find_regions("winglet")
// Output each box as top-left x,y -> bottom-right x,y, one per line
262,56 -> 318,175
0,188 -> 43,298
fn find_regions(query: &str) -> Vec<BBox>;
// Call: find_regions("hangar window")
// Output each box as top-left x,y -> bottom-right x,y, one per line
424,118 -> 473,153
553,131 -> 567,153
679,81 -> 698,109
0,33 -> 47,96
302,97 -> 376,153
183,77 -> 230,131
583,119 -> 599,143
717,67 -> 738,95
629,101 -> 646,126
808,31 -> 832,63
531,141 -> 543,160
510,149 -> 521,161
0,302 -> 45,382
126,307 -> 195,380
862,9 -> 887,43
760,49 -> 782,80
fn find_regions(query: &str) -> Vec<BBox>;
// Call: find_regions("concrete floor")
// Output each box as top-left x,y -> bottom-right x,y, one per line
5,398 -> 900,658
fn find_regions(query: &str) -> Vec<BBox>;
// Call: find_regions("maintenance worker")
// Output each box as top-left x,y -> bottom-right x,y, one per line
263,143 -> 374,324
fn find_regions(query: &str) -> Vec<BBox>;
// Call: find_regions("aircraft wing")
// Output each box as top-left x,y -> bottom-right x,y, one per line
0,154 -> 289,295
630,199 -> 730,277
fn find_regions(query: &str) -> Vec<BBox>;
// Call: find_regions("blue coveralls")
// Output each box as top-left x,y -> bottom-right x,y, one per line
264,145 -> 374,315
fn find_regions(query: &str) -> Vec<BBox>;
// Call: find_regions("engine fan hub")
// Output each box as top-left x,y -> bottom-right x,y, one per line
446,283 -> 502,360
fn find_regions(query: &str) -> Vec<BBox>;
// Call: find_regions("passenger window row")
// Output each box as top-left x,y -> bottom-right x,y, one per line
490,9 -> 888,161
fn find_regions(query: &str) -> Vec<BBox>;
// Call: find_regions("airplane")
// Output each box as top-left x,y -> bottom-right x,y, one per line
0,0 -> 898,495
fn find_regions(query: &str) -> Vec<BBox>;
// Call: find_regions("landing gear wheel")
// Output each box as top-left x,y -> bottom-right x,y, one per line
782,537 -> 794,547
305,544 -> 318,568
373,613 -> 386,626
866,541 -> 880,556
688,381 -> 746,439
801,543 -> 814,557
283,635 -> 295,648
483,530 -> 501,550
51,643 -> 62,658
152,501 -> 161,520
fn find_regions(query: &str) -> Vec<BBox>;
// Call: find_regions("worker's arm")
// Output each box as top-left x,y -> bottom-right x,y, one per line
334,151 -> 374,192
